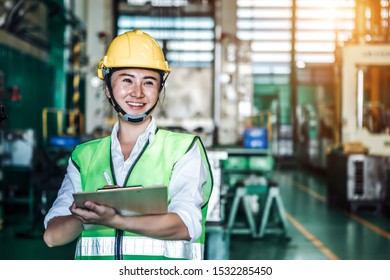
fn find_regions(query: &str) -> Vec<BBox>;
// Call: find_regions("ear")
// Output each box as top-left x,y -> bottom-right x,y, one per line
104,84 -> 111,99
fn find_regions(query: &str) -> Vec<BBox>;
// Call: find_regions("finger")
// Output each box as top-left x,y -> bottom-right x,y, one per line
69,203 -> 76,214
83,201 -> 95,210
84,201 -> 107,216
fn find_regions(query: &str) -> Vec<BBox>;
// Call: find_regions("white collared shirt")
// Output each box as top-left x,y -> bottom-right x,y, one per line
44,117 -> 206,242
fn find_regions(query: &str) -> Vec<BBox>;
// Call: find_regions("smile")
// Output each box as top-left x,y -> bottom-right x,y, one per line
126,101 -> 144,107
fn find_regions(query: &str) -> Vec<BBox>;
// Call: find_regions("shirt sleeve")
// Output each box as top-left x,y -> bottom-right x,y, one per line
168,142 -> 207,242
43,158 -> 82,229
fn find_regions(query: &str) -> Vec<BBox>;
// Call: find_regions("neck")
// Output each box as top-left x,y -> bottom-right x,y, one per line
117,115 -> 151,144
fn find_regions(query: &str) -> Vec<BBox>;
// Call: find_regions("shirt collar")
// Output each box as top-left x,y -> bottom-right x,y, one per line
111,117 -> 157,149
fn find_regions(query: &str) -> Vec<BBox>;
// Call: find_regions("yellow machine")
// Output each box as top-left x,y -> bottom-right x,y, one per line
42,107 -> 85,147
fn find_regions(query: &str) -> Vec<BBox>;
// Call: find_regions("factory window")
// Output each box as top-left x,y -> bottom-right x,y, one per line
236,0 -> 356,83
295,0 -> 355,64
117,4 -> 215,68
237,0 -> 293,84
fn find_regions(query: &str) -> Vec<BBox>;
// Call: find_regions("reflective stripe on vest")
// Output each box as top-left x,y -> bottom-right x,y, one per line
75,236 -> 204,260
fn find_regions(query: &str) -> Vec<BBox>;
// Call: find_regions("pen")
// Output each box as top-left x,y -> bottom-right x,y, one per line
103,171 -> 112,185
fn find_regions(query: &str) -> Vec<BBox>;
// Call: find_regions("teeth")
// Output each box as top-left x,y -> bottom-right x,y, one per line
126,102 -> 143,107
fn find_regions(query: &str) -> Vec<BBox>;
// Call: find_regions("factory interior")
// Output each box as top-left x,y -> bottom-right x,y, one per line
1,0 -> 390,260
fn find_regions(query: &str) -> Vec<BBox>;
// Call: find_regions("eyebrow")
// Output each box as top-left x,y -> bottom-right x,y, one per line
118,73 -> 158,81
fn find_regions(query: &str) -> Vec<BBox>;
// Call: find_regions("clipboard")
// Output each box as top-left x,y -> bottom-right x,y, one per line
72,185 -> 167,216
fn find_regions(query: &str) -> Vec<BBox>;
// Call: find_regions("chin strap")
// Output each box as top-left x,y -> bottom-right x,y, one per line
122,104 -> 157,124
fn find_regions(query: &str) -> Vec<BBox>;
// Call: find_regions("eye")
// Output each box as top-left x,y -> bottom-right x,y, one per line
144,80 -> 157,86
122,77 -> 132,83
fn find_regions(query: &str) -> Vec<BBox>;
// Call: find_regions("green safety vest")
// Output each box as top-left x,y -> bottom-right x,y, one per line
71,128 -> 213,260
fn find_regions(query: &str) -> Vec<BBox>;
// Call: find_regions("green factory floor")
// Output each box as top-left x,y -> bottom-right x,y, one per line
229,168 -> 390,260
1,167 -> 390,260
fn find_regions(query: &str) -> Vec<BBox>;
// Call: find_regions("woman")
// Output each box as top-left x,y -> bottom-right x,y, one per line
43,29 -> 213,260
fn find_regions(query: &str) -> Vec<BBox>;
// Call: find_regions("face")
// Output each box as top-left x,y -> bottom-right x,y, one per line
107,68 -> 161,116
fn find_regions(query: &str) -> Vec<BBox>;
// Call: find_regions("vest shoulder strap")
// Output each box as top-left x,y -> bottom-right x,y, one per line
71,136 -> 111,172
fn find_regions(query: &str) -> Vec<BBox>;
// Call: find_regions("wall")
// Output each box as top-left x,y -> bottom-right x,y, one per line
0,43 -> 55,146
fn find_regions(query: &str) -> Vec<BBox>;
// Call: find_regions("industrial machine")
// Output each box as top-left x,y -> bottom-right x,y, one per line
327,153 -> 388,213
325,0 -> 390,213
346,154 -> 388,213
328,44 -> 390,212
340,44 -> 390,155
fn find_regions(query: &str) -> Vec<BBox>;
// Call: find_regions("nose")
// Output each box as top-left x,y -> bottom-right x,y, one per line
130,83 -> 144,98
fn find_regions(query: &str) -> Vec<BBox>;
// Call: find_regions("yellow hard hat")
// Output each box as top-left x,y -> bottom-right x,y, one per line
97,29 -> 170,80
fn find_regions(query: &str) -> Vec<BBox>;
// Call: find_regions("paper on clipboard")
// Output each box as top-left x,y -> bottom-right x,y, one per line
72,185 -> 168,216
